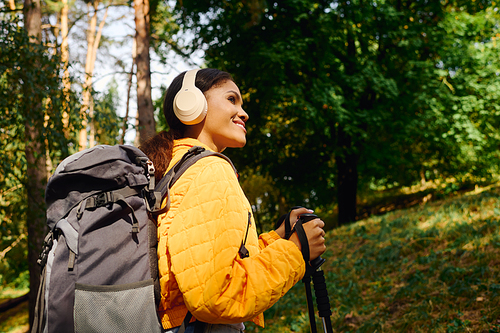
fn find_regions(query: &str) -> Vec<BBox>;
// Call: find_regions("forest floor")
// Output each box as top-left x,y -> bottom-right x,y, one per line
0,289 -> 29,333
1,182 -> 500,332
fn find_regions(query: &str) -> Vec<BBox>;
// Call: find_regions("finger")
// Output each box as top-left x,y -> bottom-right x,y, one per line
310,219 -> 325,230
290,207 -> 313,220
306,218 -> 324,229
289,208 -> 311,228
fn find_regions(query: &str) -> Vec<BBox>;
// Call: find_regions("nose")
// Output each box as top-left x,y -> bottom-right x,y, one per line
239,108 -> 249,123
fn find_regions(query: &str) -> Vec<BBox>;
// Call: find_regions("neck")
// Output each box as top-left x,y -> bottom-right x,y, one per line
184,124 -> 224,152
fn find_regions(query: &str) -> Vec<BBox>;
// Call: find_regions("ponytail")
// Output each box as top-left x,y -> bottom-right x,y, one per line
139,130 -> 182,180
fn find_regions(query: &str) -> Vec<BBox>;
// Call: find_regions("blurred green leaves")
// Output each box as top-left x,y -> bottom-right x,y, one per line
173,0 -> 500,226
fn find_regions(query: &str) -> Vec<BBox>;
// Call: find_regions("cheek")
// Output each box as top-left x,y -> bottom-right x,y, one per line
206,113 -> 225,130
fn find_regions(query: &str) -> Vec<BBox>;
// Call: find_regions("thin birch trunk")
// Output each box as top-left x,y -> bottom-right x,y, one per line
47,12 -> 60,173
89,96 -> 95,147
79,1 -> 108,150
134,115 -> 140,147
121,37 -> 136,145
79,2 -> 97,150
61,0 -> 70,135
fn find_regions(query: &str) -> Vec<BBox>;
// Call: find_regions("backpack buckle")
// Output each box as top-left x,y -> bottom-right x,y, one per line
95,193 -> 106,206
188,146 -> 205,155
95,192 -> 111,207
37,231 -> 54,267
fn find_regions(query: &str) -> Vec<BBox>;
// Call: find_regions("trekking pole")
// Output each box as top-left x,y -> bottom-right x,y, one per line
295,214 -> 334,333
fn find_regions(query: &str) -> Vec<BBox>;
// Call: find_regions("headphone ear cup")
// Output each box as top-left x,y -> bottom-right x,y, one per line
173,69 -> 208,125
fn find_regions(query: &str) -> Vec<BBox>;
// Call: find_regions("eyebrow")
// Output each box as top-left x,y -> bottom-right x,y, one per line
227,90 -> 243,103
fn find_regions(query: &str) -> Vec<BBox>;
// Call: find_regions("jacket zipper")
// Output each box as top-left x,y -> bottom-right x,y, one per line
238,212 -> 251,259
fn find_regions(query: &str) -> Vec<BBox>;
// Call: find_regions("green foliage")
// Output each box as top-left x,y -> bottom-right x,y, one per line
0,183 -> 27,289
0,17 -> 77,290
244,185 -> 500,332
174,0 -> 500,223
150,0 -> 185,66
401,4 -> 500,184
239,170 -> 281,233
154,85 -> 168,132
92,78 -> 121,145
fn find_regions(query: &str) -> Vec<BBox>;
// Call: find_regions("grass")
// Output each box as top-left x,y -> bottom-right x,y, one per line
2,185 -> 500,332
246,185 -> 500,332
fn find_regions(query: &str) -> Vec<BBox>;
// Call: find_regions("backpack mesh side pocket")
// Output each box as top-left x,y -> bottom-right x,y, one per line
74,279 -> 162,333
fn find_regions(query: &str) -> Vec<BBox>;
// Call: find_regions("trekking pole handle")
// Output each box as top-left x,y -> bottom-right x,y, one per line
297,213 -> 333,333
297,213 -> 326,270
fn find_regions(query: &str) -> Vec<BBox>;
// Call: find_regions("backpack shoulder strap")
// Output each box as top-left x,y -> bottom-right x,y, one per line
150,146 -> 234,332
149,146 -> 236,216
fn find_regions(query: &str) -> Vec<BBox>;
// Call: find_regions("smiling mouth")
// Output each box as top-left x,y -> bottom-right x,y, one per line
234,121 -> 246,132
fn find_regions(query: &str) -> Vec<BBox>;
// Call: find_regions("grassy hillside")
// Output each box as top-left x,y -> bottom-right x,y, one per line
248,185 -> 500,332
1,185 -> 500,332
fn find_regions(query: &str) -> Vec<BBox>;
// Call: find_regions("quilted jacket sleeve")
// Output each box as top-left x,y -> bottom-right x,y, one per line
166,157 -> 306,324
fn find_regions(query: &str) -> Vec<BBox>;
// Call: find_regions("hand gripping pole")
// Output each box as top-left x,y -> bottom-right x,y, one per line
295,213 -> 333,333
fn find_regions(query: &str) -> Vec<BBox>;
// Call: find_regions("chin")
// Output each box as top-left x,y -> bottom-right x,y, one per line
237,137 -> 247,147
218,134 -> 247,150
230,139 -> 246,149
232,142 -> 246,148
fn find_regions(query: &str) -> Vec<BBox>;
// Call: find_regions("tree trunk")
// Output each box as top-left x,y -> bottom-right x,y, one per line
335,23 -> 359,226
23,0 -> 47,328
89,97 -> 95,147
79,1 -> 108,150
134,0 -> 156,145
121,37 -> 136,145
336,127 -> 359,225
61,0 -> 71,136
79,2 -> 97,150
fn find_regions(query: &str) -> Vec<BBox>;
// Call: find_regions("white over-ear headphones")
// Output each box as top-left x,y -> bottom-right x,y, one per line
173,69 -> 208,125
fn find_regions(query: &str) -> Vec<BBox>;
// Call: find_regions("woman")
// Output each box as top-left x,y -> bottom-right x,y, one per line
141,68 -> 326,333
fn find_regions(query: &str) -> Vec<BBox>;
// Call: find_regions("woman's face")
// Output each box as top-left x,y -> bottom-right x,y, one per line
198,80 -> 249,152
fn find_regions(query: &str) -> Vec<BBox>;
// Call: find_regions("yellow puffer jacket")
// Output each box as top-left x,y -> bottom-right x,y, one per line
157,138 -> 306,329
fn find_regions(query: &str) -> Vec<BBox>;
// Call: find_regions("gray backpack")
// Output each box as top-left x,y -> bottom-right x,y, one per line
32,145 -> 234,333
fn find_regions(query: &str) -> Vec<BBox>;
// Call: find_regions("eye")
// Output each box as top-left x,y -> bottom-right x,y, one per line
228,96 -> 236,104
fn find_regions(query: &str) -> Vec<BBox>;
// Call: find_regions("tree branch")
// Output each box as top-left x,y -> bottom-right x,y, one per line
0,7 -> 22,13
0,184 -> 22,196
0,233 -> 26,261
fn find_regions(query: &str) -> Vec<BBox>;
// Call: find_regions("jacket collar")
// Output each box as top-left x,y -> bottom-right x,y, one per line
172,138 -> 214,155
